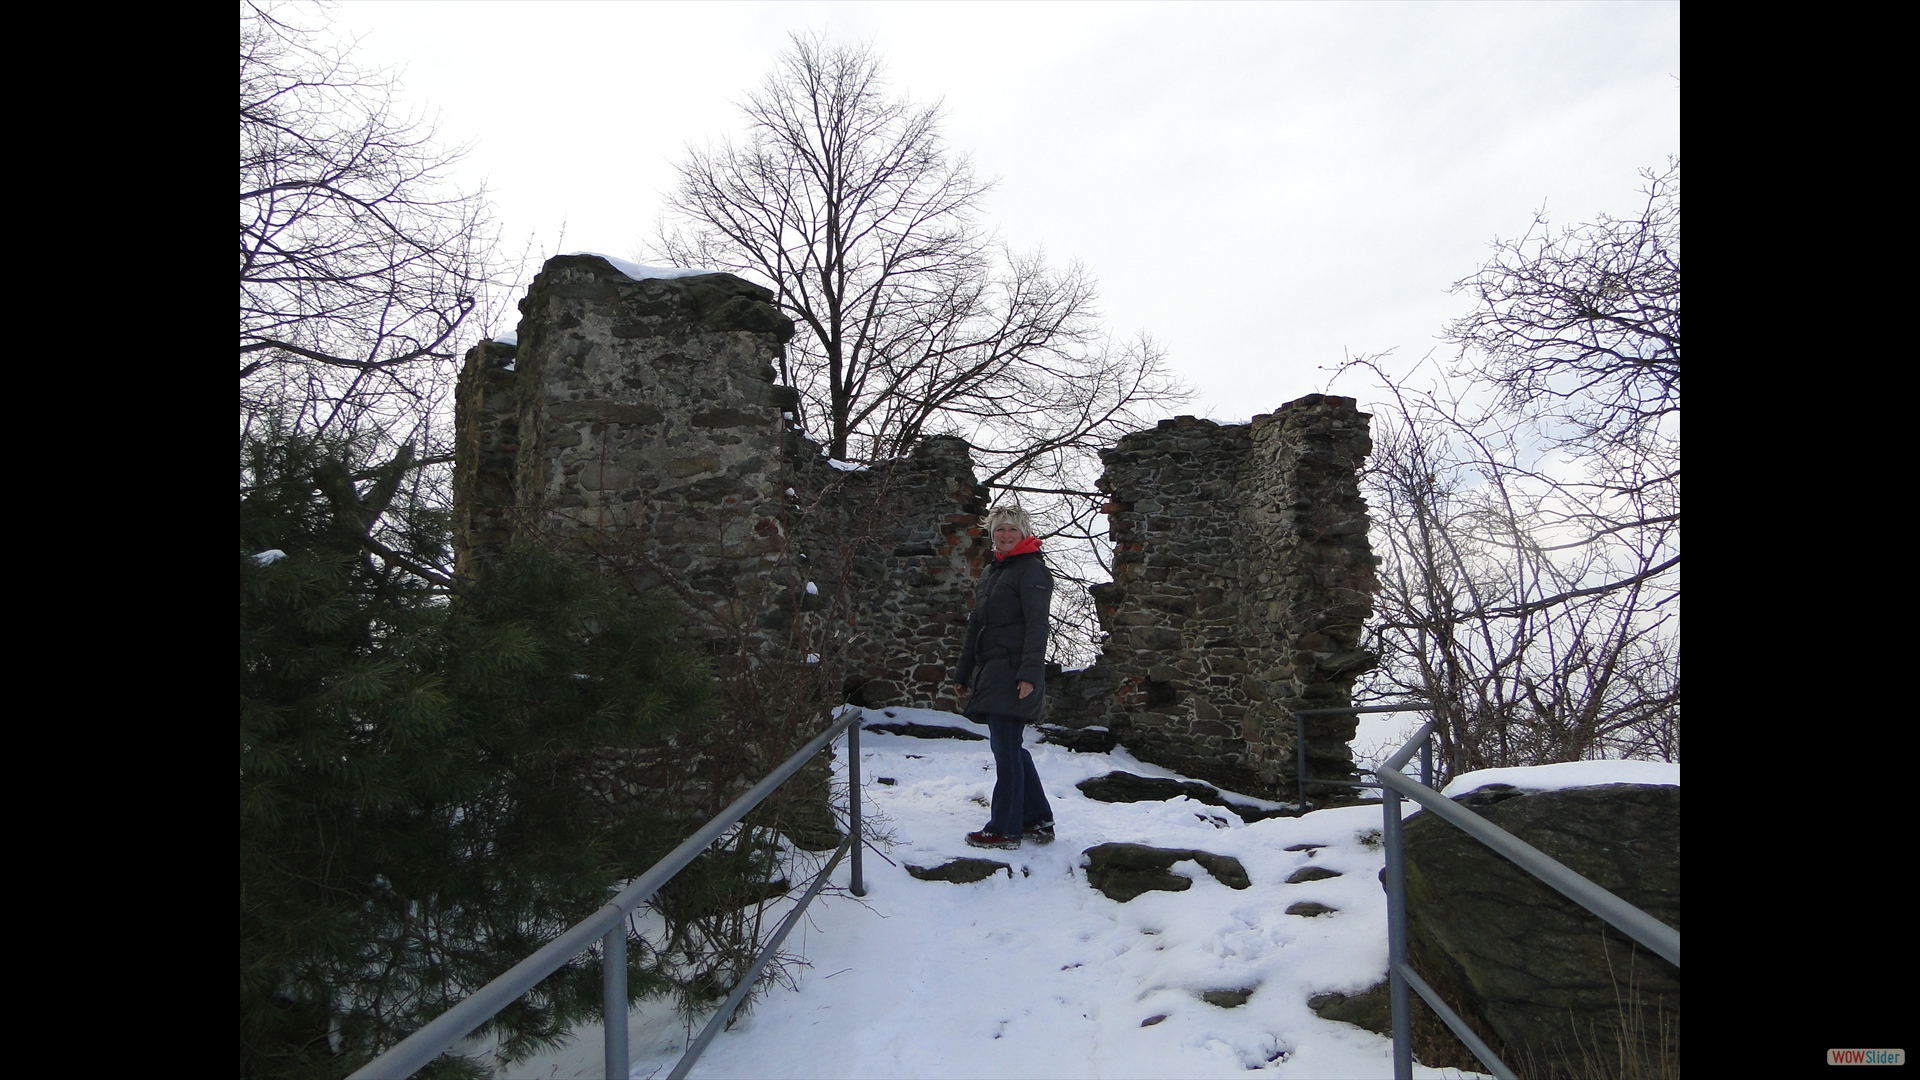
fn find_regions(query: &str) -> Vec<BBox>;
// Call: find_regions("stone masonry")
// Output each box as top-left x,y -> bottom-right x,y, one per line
453,254 -> 991,716
787,433 -> 993,713
453,254 -> 1377,799
1049,404 -> 1379,798
455,254 -> 800,639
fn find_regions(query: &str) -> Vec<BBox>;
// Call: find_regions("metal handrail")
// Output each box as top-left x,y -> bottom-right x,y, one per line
1294,704 -> 1434,803
1294,704 -> 1680,1080
348,708 -> 866,1080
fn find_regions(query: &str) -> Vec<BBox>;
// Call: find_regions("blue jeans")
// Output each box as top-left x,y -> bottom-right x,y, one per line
986,714 -> 1054,837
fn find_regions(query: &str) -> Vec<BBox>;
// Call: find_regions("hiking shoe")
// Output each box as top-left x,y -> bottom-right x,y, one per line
965,830 -> 1021,850
1024,821 -> 1056,844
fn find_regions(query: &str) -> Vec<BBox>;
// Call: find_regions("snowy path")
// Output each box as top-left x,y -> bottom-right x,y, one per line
505,706 -> 1486,1079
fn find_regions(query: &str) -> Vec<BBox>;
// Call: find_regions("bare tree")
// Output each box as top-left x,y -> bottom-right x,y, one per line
658,34 -> 1185,665
1339,162 -> 1680,778
656,34 -> 1184,473
1446,158 -> 1679,523
1352,362 -> 1678,778
240,1 -> 498,452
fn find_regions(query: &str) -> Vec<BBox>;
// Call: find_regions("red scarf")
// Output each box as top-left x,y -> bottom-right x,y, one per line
994,535 -> 1043,561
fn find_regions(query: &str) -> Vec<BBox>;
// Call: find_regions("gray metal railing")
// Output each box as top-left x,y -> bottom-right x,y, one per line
1295,705 -> 1681,1080
348,708 -> 867,1080
1294,704 -> 1432,806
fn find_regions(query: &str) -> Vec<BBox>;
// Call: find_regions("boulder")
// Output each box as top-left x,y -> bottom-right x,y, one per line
1082,843 -> 1250,902
1401,783 -> 1680,1077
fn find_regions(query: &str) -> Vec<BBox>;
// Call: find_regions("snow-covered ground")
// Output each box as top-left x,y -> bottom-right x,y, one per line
497,706 -> 1675,1079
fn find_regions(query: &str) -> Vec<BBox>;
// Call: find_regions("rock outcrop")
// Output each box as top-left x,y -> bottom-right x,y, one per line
863,721 -> 984,742
1400,783 -> 1681,1077
1075,771 -> 1292,822
1035,723 -> 1119,753
1081,843 -> 1251,902
1309,985 -> 1392,1036
906,858 -> 1011,884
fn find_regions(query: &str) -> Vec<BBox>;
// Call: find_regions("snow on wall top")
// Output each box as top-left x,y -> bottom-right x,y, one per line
486,254 -> 723,347
1440,760 -> 1679,797
565,251 -> 719,282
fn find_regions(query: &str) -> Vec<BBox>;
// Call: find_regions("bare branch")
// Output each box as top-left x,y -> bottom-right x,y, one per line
1332,163 -> 1681,775
240,1 -> 502,453
655,34 -> 1189,664
657,34 -> 1187,472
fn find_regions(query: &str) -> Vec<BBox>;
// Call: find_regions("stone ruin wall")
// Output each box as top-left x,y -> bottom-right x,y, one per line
453,255 -> 992,727
1048,404 -> 1379,795
788,433 -> 993,713
469,253 -> 800,615
454,254 -> 1376,801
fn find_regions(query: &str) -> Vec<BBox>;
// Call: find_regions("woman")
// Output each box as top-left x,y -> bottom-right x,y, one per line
952,504 -> 1056,850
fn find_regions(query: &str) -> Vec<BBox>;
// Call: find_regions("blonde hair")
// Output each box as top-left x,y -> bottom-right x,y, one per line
985,504 -> 1033,538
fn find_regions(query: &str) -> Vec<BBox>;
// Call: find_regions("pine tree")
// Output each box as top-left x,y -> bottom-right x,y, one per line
240,431 -> 715,1078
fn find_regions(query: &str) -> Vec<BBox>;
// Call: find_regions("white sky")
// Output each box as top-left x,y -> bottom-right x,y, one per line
329,1 -> 1679,424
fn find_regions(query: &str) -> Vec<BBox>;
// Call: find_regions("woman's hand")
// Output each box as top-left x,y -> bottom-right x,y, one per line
954,683 -> 969,697
1017,680 -> 1033,699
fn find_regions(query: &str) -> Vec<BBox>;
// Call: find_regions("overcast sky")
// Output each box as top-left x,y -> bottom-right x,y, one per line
328,1 -> 1678,425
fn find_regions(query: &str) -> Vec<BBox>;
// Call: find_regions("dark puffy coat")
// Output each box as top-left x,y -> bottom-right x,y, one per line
954,549 -> 1053,722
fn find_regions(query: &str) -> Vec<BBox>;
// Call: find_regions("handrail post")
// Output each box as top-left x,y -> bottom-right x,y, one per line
603,920 -> 628,1080
666,834 -> 855,1080
1420,735 -> 1433,790
849,717 -> 865,896
1383,781 -> 1412,1080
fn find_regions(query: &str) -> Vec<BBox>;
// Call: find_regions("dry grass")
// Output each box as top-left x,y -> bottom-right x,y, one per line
1511,942 -> 1680,1080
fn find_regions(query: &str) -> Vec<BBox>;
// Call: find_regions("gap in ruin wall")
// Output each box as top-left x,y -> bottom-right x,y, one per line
453,255 -> 1378,798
